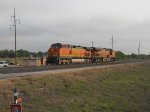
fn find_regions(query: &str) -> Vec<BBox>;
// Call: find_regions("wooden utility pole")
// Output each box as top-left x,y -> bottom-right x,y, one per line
92,41 -> 93,47
112,35 -> 114,50
11,8 -> 20,65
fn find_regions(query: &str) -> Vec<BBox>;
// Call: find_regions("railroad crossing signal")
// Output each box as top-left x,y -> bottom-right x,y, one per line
10,104 -> 22,112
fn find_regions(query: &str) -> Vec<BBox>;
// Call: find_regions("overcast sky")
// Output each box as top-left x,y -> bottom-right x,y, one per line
0,0 -> 150,54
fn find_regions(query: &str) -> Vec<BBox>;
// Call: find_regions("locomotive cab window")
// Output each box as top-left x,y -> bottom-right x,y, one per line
51,43 -> 62,48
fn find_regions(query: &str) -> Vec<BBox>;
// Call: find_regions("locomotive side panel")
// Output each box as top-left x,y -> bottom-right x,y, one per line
71,48 -> 85,58
91,48 -> 116,62
59,48 -> 71,57
99,49 -> 107,58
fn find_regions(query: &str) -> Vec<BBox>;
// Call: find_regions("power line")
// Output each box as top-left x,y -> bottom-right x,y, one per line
20,23 -> 73,37
0,21 -> 9,23
0,18 -> 10,21
19,23 -> 116,48
0,18 -> 12,23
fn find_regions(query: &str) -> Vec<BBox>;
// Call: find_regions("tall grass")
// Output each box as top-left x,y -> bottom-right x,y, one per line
0,62 -> 150,112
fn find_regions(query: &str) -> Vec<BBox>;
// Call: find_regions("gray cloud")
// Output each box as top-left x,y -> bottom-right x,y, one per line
0,0 -> 150,54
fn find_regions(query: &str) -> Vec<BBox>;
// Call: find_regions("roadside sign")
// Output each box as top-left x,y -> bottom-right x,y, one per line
10,104 -> 22,112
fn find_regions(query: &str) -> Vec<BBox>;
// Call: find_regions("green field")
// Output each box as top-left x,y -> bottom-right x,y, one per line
0,62 -> 150,112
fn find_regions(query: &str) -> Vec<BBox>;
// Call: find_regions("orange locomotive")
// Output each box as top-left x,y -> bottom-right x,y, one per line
46,43 -> 115,64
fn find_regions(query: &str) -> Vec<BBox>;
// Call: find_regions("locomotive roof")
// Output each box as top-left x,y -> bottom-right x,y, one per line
51,43 -> 113,50
83,47 -> 92,50
91,47 -> 113,51
52,43 -> 84,48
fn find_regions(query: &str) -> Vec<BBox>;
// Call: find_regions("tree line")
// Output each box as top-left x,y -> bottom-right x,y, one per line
0,49 -> 149,60
116,51 -> 150,60
0,49 -> 47,58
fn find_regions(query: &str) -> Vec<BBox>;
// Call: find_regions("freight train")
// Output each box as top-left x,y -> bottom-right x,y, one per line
46,43 -> 115,64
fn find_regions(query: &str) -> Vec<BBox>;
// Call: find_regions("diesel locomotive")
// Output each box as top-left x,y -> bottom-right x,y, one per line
46,43 -> 115,64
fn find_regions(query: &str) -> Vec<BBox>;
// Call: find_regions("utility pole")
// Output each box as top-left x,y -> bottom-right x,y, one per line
92,41 -> 93,47
11,8 -> 20,65
111,35 -> 114,50
138,42 -> 141,55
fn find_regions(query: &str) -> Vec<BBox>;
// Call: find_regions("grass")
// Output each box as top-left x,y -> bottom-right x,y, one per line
0,62 -> 150,112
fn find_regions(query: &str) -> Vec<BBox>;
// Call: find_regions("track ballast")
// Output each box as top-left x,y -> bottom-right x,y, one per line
0,60 -> 144,74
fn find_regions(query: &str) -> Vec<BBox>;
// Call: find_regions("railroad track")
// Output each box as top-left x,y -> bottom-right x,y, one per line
0,60 -> 149,80
0,60 -> 146,74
